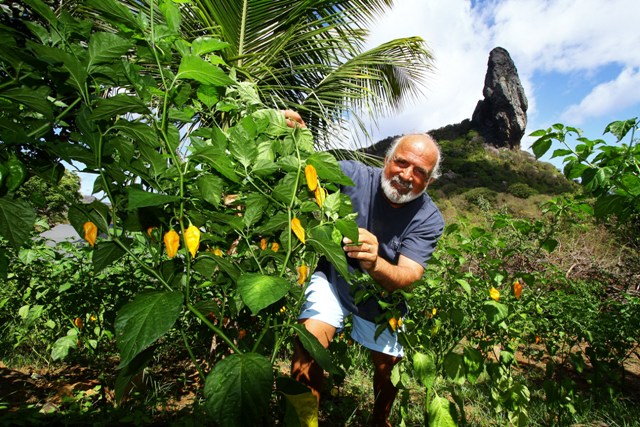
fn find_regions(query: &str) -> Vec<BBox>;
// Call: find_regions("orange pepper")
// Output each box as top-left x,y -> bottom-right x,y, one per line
83,221 -> 97,247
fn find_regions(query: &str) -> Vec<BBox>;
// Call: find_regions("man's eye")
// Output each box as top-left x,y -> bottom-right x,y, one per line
395,158 -> 408,167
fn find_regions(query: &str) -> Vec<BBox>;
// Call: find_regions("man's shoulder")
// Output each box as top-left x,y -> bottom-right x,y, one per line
339,160 -> 380,181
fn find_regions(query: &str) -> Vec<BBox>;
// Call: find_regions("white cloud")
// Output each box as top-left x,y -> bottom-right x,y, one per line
351,0 -> 640,148
561,67 -> 640,124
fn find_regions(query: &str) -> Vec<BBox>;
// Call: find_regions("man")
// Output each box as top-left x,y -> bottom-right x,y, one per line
285,111 -> 444,426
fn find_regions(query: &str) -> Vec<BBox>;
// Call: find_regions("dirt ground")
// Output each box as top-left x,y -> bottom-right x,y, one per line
1,349 -> 639,425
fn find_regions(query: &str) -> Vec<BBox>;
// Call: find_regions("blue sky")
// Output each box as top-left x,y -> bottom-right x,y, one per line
354,0 -> 640,167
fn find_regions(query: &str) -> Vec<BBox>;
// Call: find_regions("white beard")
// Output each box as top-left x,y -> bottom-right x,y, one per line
381,174 -> 423,204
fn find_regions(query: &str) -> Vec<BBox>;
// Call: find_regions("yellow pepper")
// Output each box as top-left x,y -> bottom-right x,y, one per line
260,238 -> 268,250
291,217 -> 305,244
213,248 -> 224,257
184,224 -> 201,258
271,242 -> 280,252
297,264 -> 309,285
490,286 -> 500,301
314,186 -> 326,208
83,221 -> 97,247
389,317 -> 399,332
164,230 -> 180,258
305,164 -> 318,191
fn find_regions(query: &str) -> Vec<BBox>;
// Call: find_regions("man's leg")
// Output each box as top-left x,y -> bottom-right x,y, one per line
291,318 -> 336,403
371,349 -> 402,427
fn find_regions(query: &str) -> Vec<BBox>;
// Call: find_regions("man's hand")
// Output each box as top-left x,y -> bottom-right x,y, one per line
343,228 -> 378,271
282,109 -> 307,128
344,228 -> 424,292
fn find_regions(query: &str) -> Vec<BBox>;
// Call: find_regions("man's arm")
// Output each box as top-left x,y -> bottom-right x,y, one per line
343,228 -> 424,292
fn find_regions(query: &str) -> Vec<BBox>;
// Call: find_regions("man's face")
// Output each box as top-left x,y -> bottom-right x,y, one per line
381,137 -> 435,204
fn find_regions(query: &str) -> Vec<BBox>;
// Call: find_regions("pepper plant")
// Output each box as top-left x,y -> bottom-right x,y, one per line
0,1 -> 359,424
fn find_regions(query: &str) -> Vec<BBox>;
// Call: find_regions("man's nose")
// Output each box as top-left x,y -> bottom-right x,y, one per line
399,166 -> 413,181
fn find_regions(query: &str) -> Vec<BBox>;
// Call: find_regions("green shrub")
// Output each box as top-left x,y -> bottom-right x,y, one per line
463,187 -> 498,206
507,182 -> 538,199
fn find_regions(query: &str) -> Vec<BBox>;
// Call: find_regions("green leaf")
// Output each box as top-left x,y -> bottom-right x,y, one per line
237,273 -> 291,315
127,187 -> 180,209
193,253 -> 240,281
177,55 -> 235,86
594,194 -> 630,219
455,279 -> 471,295
604,118 -> 637,141
291,324 -> 342,377
276,377 -> 317,427
428,395 -> 458,427
483,300 -> 509,325
443,352 -> 466,385
196,174 -> 224,207
531,137 -> 552,159
272,173 -> 299,204
413,351 -> 437,389
463,347 -> 484,383
229,118 -> 258,167
113,121 -> 161,148
204,353 -> 273,427
115,291 -> 184,368
0,198 -> 37,250
51,330 -> 79,361
159,0 -> 181,32
540,238 -> 558,253
88,32 -> 132,70
191,37 -> 229,56
192,146 -> 240,183
92,94 -> 150,121
308,226 -> 350,280
0,86 -> 53,120
306,152 -> 353,186
244,193 -> 268,228
335,217 -> 359,244
93,240 -> 127,273
528,129 -> 548,137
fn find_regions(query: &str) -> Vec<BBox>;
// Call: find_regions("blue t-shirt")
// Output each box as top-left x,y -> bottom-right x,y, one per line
321,160 -> 444,322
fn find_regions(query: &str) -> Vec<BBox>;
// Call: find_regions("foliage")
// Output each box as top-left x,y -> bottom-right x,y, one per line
506,182 -> 538,199
531,118 -> 640,244
15,170 -> 82,226
78,0 -> 435,148
0,1 -> 358,425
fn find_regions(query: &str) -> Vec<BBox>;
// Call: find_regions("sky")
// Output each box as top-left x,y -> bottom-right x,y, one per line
353,0 -> 640,164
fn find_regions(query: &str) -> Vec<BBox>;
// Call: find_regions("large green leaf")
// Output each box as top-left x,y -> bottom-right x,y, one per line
196,174 -> 224,207
308,226 -> 350,280
51,329 -> 79,361
291,324 -> 342,377
463,346 -> 484,384
93,240 -> 127,273
0,86 -> 53,120
482,300 -> 509,326
443,352 -> 465,385
177,55 -> 235,86
204,353 -> 273,427
115,291 -> 184,368
127,187 -> 180,209
88,32 -> 132,70
91,93 -> 150,121
192,145 -> 240,183
307,152 -> 353,186
413,351 -> 437,389
229,117 -> 258,167
276,377 -> 318,427
0,198 -> 37,250
428,395 -> 458,427
237,273 -> 291,315
243,193 -> 268,228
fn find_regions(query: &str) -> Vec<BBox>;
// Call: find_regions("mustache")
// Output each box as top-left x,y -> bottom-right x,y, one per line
391,175 -> 413,190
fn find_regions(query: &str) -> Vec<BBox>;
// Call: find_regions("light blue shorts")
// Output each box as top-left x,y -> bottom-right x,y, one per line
299,272 -> 404,357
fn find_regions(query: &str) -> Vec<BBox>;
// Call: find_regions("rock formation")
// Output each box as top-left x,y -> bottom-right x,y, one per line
471,47 -> 528,149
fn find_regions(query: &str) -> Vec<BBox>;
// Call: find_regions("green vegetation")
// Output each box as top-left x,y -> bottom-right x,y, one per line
1,1 -> 638,426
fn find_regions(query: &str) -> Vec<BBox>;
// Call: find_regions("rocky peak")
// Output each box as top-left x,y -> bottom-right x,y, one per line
471,47 -> 528,149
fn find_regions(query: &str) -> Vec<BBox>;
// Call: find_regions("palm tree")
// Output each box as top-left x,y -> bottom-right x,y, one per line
103,0 -> 434,149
